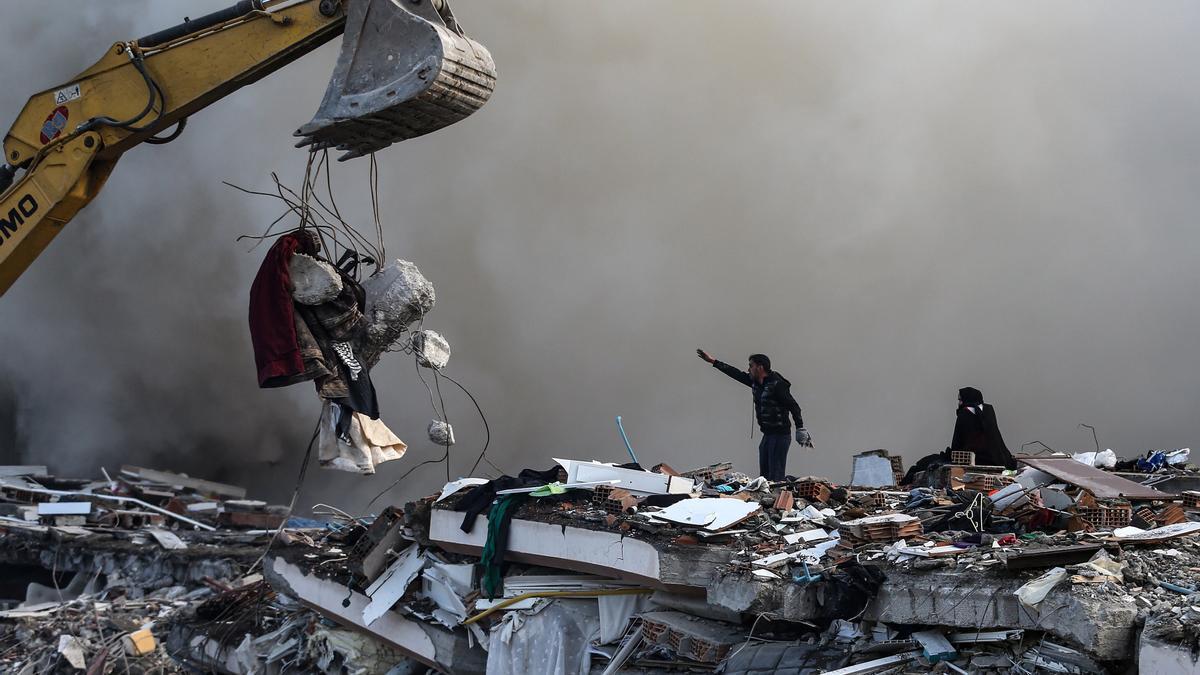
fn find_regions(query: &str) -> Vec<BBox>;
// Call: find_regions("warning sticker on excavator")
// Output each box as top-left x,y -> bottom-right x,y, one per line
39,106 -> 69,145
54,84 -> 81,105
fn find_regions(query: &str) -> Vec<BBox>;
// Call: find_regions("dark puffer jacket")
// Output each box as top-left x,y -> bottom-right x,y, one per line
713,361 -> 804,434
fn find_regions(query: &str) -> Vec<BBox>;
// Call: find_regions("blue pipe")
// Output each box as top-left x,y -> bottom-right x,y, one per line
616,416 -> 638,464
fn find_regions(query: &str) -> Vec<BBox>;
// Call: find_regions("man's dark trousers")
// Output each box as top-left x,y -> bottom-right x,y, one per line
759,433 -> 791,480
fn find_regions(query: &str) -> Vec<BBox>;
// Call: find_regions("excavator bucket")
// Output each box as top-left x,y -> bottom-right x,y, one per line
296,0 -> 496,160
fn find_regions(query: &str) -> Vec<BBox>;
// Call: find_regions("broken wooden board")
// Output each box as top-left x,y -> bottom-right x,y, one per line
120,465 -> 246,499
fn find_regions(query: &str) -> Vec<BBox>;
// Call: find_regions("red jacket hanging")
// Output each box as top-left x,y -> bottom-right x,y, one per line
249,232 -> 314,388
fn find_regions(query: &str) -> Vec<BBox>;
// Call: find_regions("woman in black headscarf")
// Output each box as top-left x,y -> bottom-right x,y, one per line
951,387 -> 1016,469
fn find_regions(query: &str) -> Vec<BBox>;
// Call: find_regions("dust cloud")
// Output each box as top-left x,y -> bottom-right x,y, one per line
3,1 -> 1200,513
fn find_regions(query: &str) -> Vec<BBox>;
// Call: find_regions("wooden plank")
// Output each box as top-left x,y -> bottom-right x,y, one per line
120,465 -> 245,499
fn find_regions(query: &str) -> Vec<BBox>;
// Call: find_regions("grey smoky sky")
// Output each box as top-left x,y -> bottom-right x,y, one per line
3,1 -> 1200,513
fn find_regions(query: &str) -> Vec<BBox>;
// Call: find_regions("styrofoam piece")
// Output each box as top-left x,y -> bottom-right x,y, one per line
435,478 -> 489,503
555,458 -> 695,496
751,552 -> 793,568
850,453 -> 895,488
37,502 -> 92,516
653,498 -> 760,531
363,544 -> 424,626
783,528 -> 830,545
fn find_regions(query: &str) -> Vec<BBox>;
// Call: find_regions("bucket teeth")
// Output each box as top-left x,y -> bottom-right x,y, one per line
297,0 -> 496,160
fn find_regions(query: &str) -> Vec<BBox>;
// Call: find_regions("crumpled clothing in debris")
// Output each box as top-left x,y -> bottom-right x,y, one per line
318,400 -> 407,475
249,231 -> 319,388
250,231 -> 380,420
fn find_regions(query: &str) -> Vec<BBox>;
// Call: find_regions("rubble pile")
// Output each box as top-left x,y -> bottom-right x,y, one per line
5,448 -> 1200,673
0,464 -> 427,674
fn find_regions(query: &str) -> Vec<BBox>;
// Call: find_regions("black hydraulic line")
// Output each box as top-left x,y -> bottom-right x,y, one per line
75,54 -> 163,133
138,0 -> 265,49
144,118 -> 188,144
0,164 -> 15,195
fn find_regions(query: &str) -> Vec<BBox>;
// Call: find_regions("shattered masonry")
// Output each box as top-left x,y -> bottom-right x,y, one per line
3,449 -> 1200,673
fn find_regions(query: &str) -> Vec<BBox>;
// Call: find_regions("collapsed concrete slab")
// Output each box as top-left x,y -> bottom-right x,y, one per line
863,568 -> 1138,661
264,555 -> 485,674
429,508 -> 732,593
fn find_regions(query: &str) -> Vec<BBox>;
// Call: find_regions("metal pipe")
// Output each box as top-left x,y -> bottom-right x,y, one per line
616,416 -> 638,464
601,626 -> 644,675
461,588 -> 652,626
4,483 -> 215,531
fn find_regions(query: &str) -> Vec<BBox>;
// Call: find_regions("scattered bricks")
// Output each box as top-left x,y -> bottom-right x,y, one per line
96,510 -> 166,529
218,510 -> 286,530
674,534 -> 699,546
592,484 -> 614,507
603,489 -> 639,515
794,480 -> 831,504
1182,491 -> 1200,509
692,637 -> 734,663
839,513 -> 922,544
950,451 -> 976,466
1074,503 -> 1132,529
958,472 -> 1015,492
605,514 -> 618,528
1155,503 -> 1187,526
0,484 -> 54,504
637,612 -> 743,664
773,490 -> 795,511
889,455 -> 905,485
641,616 -> 669,643
682,463 -> 733,483
652,463 -> 681,476
1133,507 -> 1156,529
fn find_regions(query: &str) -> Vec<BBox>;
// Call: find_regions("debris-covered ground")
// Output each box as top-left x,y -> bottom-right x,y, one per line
3,449 -> 1200,673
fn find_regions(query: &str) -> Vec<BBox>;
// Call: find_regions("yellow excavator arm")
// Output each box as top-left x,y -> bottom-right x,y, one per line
0,0 -> 495,296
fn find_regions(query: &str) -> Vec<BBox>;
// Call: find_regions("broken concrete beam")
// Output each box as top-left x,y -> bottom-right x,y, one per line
429,508 -> 732,592
217,510 -> 285,530
704,571 -> 852,623
349,506 -> 406,582
119,466 -> 246,499
864,569 -> 1137,661
264,555 -> 483,673
0,466 -> 47,478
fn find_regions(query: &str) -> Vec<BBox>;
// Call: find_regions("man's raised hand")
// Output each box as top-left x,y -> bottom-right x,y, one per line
696,349 -> 715,364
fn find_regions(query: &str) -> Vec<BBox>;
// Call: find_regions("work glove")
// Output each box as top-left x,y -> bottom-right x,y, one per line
795,428 -> 813,448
